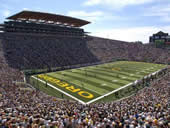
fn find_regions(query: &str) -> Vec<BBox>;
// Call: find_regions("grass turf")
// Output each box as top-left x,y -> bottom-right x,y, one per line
31,61 -> 166,103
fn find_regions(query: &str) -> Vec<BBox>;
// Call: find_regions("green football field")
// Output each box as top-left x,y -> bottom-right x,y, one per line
31,61 -> 166,104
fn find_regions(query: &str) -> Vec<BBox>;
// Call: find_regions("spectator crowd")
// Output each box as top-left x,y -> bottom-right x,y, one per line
2,34 -> 170,71
0,37 -> 169,128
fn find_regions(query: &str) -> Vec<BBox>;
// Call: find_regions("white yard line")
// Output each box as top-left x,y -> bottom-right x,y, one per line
122,77 -> 127,79
112,80 -> 118,82
31,76 -> 86,105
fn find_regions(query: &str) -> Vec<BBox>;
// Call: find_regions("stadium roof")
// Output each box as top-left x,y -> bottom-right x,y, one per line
6,10 -> 90,27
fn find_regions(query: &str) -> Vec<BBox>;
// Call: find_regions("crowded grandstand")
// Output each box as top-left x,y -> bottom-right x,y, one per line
0,11 -> 169,128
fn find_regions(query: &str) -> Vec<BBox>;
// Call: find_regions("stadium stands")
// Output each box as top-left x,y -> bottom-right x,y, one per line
1,34 -> 170,71
1,33 -> 99,70
4,21 -> 84,36
87,36 -> 170,64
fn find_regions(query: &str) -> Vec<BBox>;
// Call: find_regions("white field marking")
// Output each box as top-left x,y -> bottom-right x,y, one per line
146,68 -> 154,70
112,80 -> 118,82
134,80 -> 138,84
141,71 -> 148,73
101,83 -> 107,86
31,76 -> 86,105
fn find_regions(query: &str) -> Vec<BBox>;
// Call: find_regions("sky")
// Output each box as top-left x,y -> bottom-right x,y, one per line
0,0 -> 170,43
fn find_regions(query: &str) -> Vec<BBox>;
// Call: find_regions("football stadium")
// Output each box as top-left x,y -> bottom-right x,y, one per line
0,8 -> 169,128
